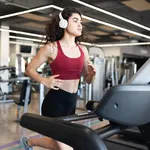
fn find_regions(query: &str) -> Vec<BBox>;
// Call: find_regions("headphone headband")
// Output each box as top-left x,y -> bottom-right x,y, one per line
59,12 -> 63,20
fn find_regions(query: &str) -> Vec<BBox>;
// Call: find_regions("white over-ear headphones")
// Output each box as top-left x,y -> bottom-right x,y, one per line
59,12 -> 68,29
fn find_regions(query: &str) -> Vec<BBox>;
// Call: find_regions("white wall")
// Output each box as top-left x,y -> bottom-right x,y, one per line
9,43 -> 37,66
15,43 -> 37,57
103,47 -> 121,57
0,25 -> 10,93
9,44 -> 17,66
88,47 -> 105,58
121,46 -> 150,57
88,46 -> 121,57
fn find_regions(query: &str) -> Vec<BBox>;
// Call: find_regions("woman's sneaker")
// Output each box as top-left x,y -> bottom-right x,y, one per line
20,136 -> 33,150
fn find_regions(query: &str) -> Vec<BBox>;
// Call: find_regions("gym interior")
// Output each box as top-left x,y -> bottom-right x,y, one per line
0,0 -> 150,149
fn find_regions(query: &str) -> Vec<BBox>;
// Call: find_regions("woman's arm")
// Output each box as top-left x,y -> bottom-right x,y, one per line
26,43 -> 63,90
80,45 -> 96,84
26,44 -> 51,83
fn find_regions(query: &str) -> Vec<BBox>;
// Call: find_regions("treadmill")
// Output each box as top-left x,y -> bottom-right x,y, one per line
115,57 -> 150,148
19,58 -> 150,150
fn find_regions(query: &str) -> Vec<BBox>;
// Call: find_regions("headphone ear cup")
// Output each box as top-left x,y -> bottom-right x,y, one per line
59,19 -> 68,29
59,12 -> 68,29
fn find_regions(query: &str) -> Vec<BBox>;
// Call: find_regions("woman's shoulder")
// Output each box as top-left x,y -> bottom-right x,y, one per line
79,44 -> 86,49
42,42 -> 58,54
78,44 -> 88,55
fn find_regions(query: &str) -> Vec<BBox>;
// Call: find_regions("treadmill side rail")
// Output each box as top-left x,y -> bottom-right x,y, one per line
20,113 -> 107,150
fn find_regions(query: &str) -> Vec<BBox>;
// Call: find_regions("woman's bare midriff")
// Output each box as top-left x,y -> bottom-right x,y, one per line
59,79 -> 79,93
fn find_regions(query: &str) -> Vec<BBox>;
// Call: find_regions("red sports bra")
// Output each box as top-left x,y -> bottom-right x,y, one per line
50,41 -> 84,80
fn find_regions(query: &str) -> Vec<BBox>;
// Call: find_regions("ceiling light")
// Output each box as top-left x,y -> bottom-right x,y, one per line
9,36 -> 44,42
9,41 -> 38,46
72,0 -> 150,31
0,5 -> 63,19
0,4 -> 150,39
0,28 -> 43,38
82,15 -> 150,39
9,35 -> 150,48
81,41 -> 150,47
2,15 -> 149,40
10,39 -> 150,48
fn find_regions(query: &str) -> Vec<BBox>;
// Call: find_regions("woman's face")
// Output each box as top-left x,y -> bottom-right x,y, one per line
66,13 -> 83,37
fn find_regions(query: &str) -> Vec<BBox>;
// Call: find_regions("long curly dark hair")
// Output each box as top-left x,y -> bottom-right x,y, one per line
44,7 -> 85,44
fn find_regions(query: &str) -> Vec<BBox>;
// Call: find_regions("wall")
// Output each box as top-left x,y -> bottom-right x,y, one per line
9,42 -> 38,66
102,47 -> 121,57
9,44 -> 17,66
15,43 -> 37,57
88,46 -> 150,58
88,46 -> 121,58
88,47 -> 105,58
121,46 -> 150,57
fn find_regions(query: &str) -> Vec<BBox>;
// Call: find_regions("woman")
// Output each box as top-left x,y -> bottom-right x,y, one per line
20,7 -> 96,150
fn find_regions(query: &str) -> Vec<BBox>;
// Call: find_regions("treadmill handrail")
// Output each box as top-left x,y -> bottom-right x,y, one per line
20,113 -> 107,150
55,111 -> 98,122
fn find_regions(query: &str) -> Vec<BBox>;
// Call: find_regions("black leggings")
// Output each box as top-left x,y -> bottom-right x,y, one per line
41,89 -> 77,118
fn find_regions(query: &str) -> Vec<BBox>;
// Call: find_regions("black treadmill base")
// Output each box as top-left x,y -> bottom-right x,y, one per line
104,135 -> 148,150
105,140 -> 147,150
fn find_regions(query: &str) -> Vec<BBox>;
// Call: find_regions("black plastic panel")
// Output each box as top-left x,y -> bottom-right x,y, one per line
95,85 -> 150,126
20,113 -> 107,150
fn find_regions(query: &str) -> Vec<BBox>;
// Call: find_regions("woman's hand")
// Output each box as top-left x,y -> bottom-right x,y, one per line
41,74 -> 64,90
87,60 -> 96,77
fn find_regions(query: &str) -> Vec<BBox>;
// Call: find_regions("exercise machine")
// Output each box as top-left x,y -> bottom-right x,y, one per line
20,84 -> 150,150
0,66 -> 16,102
114,57 -> 150,147
20,58 -> 150,149
0,77 -> 32,121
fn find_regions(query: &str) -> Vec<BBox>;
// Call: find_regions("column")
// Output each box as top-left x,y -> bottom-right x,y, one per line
0,25 -> 10,93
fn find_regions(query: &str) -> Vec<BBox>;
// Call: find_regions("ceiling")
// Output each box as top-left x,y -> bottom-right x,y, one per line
0,0 -> 150,44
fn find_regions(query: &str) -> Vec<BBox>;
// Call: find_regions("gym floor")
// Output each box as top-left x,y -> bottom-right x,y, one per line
0,92 -> 108,150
